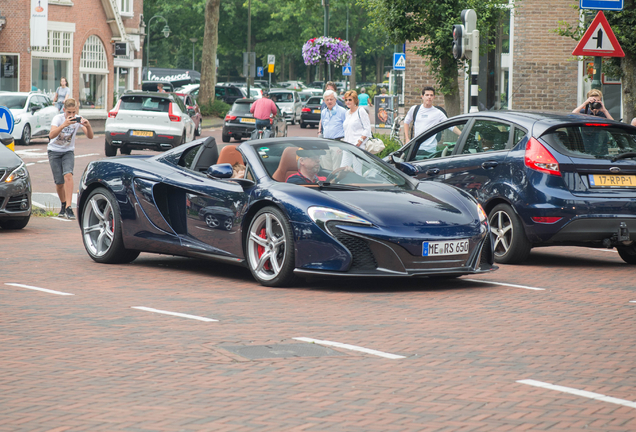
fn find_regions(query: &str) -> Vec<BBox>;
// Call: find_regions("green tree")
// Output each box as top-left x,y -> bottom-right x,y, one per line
556,1 -> 636,122
358,0 -> 509,116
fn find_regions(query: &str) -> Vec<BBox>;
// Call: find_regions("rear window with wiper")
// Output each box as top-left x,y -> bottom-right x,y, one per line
542,125 -> 636,160
120,96 -> 170,112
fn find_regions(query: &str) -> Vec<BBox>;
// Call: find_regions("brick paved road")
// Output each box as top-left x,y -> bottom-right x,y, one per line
1,122 -> 635,431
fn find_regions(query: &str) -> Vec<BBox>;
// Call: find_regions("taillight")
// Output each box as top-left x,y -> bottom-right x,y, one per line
225,115 -> 237,121
168,103 -> 181,122
525,137 -> 561,177
532,216 -> 563,224
108,100 -> 121,118
301,107 -> 311,112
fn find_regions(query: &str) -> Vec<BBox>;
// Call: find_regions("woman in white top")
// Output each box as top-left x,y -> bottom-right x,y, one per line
341,90 -> 372,173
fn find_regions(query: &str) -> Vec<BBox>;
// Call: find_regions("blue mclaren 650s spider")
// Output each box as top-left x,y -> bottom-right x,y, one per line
77,137 -> 496,286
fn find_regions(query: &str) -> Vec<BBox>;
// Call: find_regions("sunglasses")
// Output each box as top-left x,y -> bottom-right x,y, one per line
345,98 -> 354,101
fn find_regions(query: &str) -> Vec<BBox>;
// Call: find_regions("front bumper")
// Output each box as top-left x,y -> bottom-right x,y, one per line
0,177 -> 32,219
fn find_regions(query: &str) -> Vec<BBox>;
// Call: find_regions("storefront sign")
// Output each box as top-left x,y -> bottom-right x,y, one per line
374,95 -> 397,129
30,0 -> 48,47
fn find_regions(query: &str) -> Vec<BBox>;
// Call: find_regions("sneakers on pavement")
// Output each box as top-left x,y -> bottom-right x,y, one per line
65,206 -> 75,219
58,204 -> 66,218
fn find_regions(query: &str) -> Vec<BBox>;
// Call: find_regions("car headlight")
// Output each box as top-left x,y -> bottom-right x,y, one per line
5,163 -> 28,183
308,206 -> 372,232
14,116 -> 22,124
477,203 -> 487,224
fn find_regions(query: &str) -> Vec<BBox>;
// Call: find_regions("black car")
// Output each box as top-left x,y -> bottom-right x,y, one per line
215,84 -> 246,105
141,81 -> 175,92
389,110 -> 636,265
300,96 -> 322,129
0,133 -> 31,230
221,99 -> 288,142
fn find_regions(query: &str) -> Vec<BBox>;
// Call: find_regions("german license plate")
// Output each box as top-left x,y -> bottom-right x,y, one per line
132,131 -> 153,137
589,174 -> 636,188
313,109 -> 321,114
240,118 -> 256,124
423,239 -> 470,257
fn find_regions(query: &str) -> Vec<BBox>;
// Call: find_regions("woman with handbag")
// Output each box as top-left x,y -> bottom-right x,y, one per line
341,90 -> 373,174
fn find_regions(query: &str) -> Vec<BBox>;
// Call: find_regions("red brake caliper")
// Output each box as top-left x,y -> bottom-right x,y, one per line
256,228 -> 271,270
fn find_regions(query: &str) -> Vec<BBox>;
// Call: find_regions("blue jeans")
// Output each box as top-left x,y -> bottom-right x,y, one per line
255,119 -> 271,130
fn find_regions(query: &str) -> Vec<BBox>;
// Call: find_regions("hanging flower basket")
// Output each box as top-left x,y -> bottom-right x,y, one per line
302,37 -> 352,67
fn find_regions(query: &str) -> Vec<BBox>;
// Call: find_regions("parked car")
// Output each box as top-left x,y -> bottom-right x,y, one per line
0,92 -> 59,145
388,111 -> 636,265
141,81 -> 175,92
76,136 -> 495,287
298,90 -> 322,104
240,87 -> 263,99
300,96 -> 322,129
0,133 -> 31,230
105,91 -> 196,156
215,84 -> 245,105
177,83 -> 199,99
176,92 -> 202,137
309,81 -> 324,89
276,81 -> 307,90
221,98 -> 287,142
269,90 -> 302,124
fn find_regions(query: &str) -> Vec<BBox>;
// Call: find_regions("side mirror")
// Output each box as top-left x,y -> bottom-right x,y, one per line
395,162 -> 418,177
388,153 -> 404,164
206,163 -> 233,179
188,108 -> 196,117
30,106 -> 41,114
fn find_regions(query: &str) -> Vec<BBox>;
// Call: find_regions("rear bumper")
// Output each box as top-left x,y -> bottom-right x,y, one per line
106,132 -> 181,151
223,124 -> 256,138
301,113 -> 320,124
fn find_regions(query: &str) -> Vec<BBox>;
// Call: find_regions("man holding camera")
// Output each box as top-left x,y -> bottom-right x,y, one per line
572,89 -> 614,120
48,98 -> 93,219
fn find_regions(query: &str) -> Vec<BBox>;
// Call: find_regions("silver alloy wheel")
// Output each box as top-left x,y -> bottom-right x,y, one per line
223,218 -> 233,231
490,209 -> 513,258
22,124 -> 31,145
247,212 -> 287,281
205,214 -> 219,228
82,193 -> 115,257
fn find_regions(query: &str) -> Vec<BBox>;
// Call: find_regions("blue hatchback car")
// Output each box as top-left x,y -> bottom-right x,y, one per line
390,111 -> 636,265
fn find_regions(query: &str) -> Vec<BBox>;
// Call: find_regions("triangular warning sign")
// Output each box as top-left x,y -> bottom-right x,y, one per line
395,55 -> 406,68
343,67 -> 351,74
572,11 -> 624,58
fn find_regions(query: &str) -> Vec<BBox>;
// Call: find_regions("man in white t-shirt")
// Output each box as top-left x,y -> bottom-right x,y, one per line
48,98 -> 93,219
403,86 -> 447,151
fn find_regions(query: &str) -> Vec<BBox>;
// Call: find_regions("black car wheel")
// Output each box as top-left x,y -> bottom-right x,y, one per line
205,214 -> 219,228
291,114 -> 296,125
617,244 -> 636,264
0,216 -> 30,230
104,139 -> 117,157
488,204 -> 532,264
300,120 -> 307,129
222,131 -> 231,143
20,124 -> 31,146
246,206 -> 296,287
195,121 -> 202,136
81,188 -> 140,264
120,147 -> 131,155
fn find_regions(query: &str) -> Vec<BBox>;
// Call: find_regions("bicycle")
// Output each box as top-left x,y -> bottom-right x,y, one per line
386,108 -> 404,147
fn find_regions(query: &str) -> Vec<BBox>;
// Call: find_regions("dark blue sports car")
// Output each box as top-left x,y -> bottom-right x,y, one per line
77,137 -> 496,286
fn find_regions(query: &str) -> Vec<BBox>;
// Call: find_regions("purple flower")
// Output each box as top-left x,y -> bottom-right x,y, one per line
302,37 -> 352,66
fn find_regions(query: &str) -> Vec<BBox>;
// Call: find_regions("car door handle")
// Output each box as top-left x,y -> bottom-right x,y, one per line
426,168 -> 441,176
481,161 -> 498,169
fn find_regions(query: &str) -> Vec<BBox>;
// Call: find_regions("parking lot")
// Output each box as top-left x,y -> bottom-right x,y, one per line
2,124 -> 636,431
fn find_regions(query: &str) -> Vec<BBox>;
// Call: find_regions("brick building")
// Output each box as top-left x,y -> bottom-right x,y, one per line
403,0 -> 622,120
0,0 -> 145,120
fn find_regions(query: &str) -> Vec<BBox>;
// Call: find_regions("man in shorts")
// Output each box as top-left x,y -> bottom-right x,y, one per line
48,98 -> 94,219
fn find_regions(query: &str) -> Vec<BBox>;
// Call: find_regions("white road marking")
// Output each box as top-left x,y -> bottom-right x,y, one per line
518,379 -> 636,409
74,153 -> 100,158
293,337 -> 406,360
4,283 -> 74,296
50,217 -> 72,222
26,163 -> 35,167
630,301 -> 636,303
131,306 -> 218,322
464,279 -> 546,291
590,248 -> 618,253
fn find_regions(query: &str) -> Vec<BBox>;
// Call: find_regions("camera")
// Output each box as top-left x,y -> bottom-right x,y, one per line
588,101 -> 602,110
70,116 -> 82,123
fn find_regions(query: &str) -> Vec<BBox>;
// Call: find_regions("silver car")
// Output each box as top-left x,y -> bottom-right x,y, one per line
269,90 -> 302,125
0,92 -> 59,146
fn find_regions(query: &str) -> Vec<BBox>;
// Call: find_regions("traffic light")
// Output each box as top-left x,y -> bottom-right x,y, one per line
452,24 -> 465,60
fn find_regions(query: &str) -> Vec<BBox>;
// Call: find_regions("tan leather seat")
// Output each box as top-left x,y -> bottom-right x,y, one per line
272,147 -> 299,182
217,145 -> 244,166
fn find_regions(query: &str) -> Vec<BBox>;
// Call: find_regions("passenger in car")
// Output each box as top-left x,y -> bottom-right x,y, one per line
231,163 -> 246,179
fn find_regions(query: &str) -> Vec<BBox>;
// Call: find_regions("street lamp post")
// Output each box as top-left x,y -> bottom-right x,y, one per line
189,38 -> 198,71
146,15 -> 171,68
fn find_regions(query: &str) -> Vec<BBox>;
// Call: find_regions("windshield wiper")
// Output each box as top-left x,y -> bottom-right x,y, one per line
317,181 -> 363,190
611,152 -> 636,162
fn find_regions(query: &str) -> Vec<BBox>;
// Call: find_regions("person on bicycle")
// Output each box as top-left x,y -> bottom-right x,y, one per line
403,86 -> 447,146
250,90 -> 277,130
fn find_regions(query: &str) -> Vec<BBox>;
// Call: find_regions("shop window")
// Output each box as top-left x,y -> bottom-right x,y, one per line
31,59 -> 69,95
79,36 -> 109,111
0,55 -> 19,92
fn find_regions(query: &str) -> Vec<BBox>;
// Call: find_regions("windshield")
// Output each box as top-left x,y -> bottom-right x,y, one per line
307,97 -> 323,105
251,140 -> 412,189
120,95 -> 171,112
542,125 -> 636,159
231,102 -> 252,115
0,95 -> 28,109
270,92 -> 294,103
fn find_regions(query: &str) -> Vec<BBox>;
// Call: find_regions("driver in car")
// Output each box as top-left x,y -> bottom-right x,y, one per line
286,149 -> 327,184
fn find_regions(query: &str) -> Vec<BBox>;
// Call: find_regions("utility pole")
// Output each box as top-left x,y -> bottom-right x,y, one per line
247,0 -> 251,96
323,0 -> 330,82
346,2 -> 349,91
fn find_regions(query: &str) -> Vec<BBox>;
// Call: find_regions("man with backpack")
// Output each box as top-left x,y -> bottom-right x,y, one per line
403,86 -> 447,147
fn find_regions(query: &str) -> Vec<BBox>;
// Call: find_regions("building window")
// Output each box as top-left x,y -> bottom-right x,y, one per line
1,55 -> 19,92
79,36 -> 109,111
31,59 -> 68,95
119,0 -> 133,15
32,31 -> 73,55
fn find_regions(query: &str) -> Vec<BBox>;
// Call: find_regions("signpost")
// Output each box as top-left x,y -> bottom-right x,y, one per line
392,53 -> 405,71
572,11 -> 624,90
0,106 -> 15,151
267,54 -> 275,90
257,66 -> 264,78
580,0 -> 623,11
342,63 -> 352,76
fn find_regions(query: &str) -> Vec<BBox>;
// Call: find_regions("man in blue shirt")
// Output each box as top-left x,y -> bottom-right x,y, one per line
320,90 -> 346,140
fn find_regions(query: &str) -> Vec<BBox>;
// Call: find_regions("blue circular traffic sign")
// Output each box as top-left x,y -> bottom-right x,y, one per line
0,106 -> 15,134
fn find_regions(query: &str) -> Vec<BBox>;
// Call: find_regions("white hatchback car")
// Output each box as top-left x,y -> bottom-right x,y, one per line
105,92 -> 196,156
269,90 -> 302,125
0,92 -> 59,145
